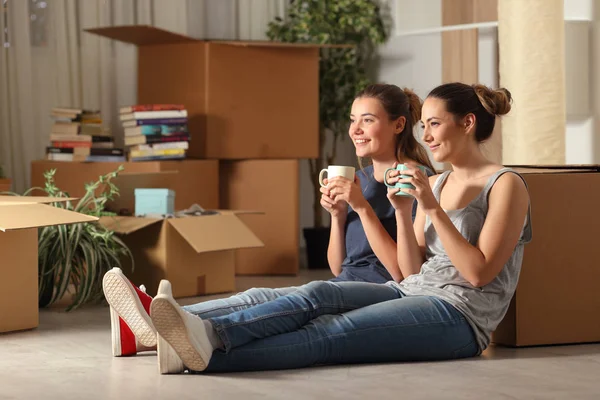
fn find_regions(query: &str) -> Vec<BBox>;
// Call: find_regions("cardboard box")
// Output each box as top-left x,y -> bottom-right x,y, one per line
30,160 -> 219,213
220,160 -> 299,275
84,25 -> 343,160
492,165 -> 600,346
100,211 -> 264,298
0,196 -> 98,333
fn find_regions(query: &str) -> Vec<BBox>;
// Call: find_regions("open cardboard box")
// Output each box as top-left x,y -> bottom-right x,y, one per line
0,196 -> 98,333
99,210 -> 264,298
85,25 -> 350,160
492,165 -> 600,346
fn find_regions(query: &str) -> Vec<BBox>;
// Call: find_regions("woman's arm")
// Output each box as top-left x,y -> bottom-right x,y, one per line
389,175 -> 434,279
354,204 -> 403,282
393,204 -> 427,279
427,173 -> 529,287
327,214 -> 347,276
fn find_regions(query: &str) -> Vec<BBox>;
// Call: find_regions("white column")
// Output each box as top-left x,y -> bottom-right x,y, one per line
498,0 -> 566,165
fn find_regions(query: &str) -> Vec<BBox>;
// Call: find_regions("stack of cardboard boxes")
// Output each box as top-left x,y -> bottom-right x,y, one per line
31,25 -> 329,297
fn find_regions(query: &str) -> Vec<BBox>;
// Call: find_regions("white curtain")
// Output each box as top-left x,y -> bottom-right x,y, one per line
0,0 -> 287,193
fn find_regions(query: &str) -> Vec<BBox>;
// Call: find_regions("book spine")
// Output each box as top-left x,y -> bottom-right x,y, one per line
145,134 -> 190,144
127,118 -> 188,126
51,141 -> 93,148
127,104 -> 185,112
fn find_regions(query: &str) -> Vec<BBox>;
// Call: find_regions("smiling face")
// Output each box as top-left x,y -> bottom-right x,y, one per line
349,97 -> 404,161
420,97 -> 475,164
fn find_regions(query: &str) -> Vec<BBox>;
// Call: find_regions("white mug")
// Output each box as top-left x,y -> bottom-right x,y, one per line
319,165 -> 356,187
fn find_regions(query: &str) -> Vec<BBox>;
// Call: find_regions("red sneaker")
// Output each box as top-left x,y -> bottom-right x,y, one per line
103,268 -> 157,356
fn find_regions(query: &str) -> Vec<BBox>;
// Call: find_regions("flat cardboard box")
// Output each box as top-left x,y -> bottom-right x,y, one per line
0,196 -> 98,333
492,165 -> 600,346
30,159 -> 219,213
84,25 -> 348,160
100,211 -> 264,298
220,160 -> 299,275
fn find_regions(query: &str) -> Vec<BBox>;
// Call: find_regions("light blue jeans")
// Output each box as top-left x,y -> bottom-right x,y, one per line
182,287 -> 298,318
198,281 -> 479,372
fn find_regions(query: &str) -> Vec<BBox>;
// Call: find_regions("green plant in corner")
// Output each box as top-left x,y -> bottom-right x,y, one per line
17,165 -> 133,310
267,0 -> 390,229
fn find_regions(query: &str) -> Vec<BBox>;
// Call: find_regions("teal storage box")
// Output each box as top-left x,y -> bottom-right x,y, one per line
134,188 -> 175,216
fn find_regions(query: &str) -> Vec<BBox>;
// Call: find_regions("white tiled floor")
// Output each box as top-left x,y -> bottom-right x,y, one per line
1,270 -> 599,399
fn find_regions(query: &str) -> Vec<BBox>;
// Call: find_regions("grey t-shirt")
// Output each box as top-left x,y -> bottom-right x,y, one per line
390,168 -> 533,351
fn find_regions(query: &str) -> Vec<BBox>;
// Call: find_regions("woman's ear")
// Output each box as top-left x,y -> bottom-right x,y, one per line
395,116 -> 406,134
464,113 -> 476,135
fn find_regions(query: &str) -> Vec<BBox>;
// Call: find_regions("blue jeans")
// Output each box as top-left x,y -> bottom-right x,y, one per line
202,281 -> 479,372
182,287 -> 298,318
182,269 -> 388,319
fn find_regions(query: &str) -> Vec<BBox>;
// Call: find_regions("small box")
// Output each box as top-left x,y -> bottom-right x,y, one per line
134,188 -> 175,216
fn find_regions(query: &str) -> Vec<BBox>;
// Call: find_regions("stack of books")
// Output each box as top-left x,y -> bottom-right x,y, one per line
46,107 -> 125,162
119,104 -> 190,161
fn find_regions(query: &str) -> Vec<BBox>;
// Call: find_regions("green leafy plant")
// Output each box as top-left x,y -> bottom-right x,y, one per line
16,166 -> 133,310
267,0 -> 390,228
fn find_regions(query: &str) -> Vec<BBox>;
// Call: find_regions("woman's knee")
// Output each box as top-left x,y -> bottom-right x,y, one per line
237,287 -> 278,304
296,281 -> 337,306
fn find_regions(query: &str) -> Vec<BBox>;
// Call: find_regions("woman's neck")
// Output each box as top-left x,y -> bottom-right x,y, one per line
371,155 -> 402,183
448,146 -> 498,181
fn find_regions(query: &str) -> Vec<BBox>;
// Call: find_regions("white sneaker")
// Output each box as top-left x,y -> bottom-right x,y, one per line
103,268 -> 157,349
109,306 -> 155,357
157,334 -> 186,374
150,280 -> 214,372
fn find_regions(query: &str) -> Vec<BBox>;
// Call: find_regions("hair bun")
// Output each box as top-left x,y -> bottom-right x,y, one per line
472,84 -> 512,116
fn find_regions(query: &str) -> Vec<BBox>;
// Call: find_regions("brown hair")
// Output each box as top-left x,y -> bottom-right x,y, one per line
355,84 -> 435,173
427,82 -> 512,142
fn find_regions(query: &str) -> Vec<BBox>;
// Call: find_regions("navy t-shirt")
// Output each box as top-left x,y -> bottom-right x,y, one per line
329,164 -> 424,284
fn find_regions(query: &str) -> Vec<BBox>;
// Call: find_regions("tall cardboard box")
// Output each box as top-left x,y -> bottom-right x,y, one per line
0,196 -> 98,333
31,160 -> 219,212
100,211 -> 263,298
84,25 -> 342,160
220,160 -> 299,275
492,166 -> 600,346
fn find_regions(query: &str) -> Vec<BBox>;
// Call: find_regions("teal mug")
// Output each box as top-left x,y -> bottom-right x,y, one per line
384,164 -> 427,197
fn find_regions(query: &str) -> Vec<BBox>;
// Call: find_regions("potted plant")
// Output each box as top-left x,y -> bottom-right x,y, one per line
14,166 -> 133,310
0,164 -> 11,192
267,0 -> 390,268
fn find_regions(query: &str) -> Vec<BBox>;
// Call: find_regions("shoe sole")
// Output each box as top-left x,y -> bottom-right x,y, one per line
109,307 -> 123,357
103,272 -> 157,348
151,297 -> 208,372
157,334 -> 185,374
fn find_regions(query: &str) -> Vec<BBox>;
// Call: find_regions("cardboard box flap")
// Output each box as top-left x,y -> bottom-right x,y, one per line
0,195 -> 78,205
168,214 -> 263,254
85,25 -> 353,49
508,164 -> 600,173
0,203 -> 98,231
98,216 -> 162,234
216,40 -> 353,49
85,25 -> 198,46
215,210 -> 265,216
